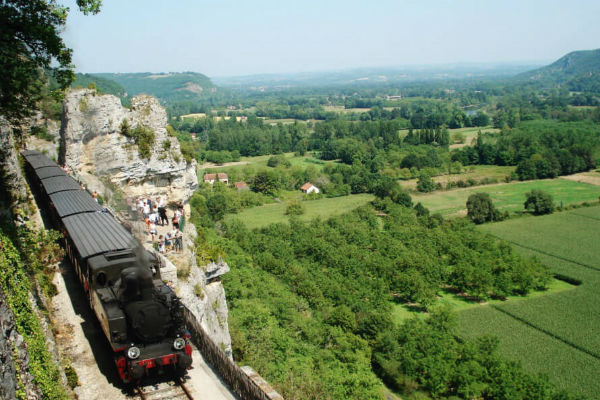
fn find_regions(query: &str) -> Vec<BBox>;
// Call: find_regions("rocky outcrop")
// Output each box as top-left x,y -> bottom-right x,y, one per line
60,89 -> 231,357
60,89 -> 197,203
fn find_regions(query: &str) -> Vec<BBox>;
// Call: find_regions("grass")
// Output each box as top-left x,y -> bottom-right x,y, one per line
448,126 -> 499,148
399,165 -> 514,190
263,118 -> 303,125
391,278 -> 575,324
459,304 -> 600,399
458,206 -> 600,399
199,152 -> 332,172
225,193 -> 374,230
322,105 -> 370,113
411,178 -> 600,216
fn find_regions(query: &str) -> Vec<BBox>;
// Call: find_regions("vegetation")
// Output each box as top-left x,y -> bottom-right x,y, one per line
524,189 -> 554,215
284,199 -> 305,215
411,179 -> 599,217
0,222 -> 67,399
120,122 -> 156,159
201,198 -> 570,399
416,172 -> 437,193
466,192 -> 504,224
373,307 -> 573,400
461,206 -> 600,398
451,121 -> 599,180
0,0 -> 101,124
224,194 -> 374,229
71,73 -> 129,105
93,72 -> 215,103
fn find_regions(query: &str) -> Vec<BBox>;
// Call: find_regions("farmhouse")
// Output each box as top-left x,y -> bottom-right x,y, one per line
203,173 -> 229,185
300,182 -> 319,194
234,181 -> 249,191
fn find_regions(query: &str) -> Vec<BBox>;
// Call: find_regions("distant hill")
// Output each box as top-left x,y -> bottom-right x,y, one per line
71,73 -> 127,99
213,63 -> 538,89
92,72 -> 216,102
516,49 -> 600,92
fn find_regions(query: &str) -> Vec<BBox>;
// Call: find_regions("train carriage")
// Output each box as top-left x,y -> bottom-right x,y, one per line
21,150 -> 192,383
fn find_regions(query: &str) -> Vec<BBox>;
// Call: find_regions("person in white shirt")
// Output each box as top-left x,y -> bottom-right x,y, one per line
143,202 -> 151,219
149,221 -> 157,242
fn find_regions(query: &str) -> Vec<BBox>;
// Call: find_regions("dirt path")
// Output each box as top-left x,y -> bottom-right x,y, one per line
199,161 -> 249,169
52,261 -> 127,399
561,171 -> 600,186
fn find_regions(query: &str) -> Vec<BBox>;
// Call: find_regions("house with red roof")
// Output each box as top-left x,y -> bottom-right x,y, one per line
234,181 -> 249,191
300,182 -> 319,194
203,173 -> 229,185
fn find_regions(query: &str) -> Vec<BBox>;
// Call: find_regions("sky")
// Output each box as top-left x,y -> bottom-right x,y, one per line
61,0 -> 600,77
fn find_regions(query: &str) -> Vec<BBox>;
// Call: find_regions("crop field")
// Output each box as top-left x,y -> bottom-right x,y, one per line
459,206 -> 600,398
199,152 -> 331,172
322,105 -> 370,113
411,178 -> 600,216
399,165 -> 514,190
391,278 -> 574,323
225,193 -> 374,230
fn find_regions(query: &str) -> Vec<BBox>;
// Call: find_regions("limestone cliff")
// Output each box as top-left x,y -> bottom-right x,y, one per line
60,89 -> 197,202
59,88 -> 232,357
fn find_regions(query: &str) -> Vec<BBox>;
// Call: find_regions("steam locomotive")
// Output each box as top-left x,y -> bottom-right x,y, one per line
21,150 -> 192,383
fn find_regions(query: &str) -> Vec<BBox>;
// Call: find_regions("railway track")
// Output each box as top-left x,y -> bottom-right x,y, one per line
135,377 -> 194,400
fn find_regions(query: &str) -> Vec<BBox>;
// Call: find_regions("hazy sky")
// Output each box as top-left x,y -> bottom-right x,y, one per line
62,0 -> 600,77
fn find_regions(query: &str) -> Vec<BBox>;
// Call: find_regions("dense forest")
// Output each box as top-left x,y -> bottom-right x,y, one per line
187,197 -> 579,399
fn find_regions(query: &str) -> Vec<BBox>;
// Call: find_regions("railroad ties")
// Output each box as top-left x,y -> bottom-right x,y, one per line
135,378 -> 194,400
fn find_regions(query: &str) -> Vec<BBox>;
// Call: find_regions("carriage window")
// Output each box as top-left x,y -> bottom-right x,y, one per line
96,272 -> 107,287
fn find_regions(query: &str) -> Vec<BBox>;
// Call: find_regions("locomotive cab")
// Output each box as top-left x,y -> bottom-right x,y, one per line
88,250 -> 140,348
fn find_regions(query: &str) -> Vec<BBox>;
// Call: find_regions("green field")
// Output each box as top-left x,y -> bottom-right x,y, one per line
448,126 -> 499,146
412,178 -> 600,216
459,206 -> 600,399
399,165 -> 514,190
391,278 -> 575,323
225,193 -> 374,229
199,152 -> 331,172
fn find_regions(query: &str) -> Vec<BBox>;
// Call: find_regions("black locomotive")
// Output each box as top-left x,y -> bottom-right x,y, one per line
21,150 -> 192,382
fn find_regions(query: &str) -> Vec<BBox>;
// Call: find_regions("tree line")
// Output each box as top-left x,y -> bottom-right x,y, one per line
451,120 -> 599,180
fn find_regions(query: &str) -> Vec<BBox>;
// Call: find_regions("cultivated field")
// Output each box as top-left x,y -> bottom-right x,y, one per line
225,193 -> 374,230
411,178 -> 600,216
399,165 -> 514,190
459,206 -> 600,398
199,152 -> 330,173
322,105 -> 371,113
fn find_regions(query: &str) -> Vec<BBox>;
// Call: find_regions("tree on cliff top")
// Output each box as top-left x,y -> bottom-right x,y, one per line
0,0 -> 101,124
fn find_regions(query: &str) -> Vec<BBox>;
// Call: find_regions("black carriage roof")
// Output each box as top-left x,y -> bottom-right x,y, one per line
62,212 -> 135,259
41,175 -> 82,194
50,190 -> 102,218
36,166 -> 67,180
25,153 -> 57,169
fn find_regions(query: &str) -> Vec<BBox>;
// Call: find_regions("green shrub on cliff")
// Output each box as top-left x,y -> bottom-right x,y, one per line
0,223 -> 67,399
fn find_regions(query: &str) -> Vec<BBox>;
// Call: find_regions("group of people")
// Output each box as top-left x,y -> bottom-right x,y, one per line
135,196 -> 186,254
156,229 -> 183,254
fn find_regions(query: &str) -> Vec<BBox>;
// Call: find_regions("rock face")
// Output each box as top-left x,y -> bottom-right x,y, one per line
60,89 -> 197,202
60,89 -> 232,357
0,118 -> 27,212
